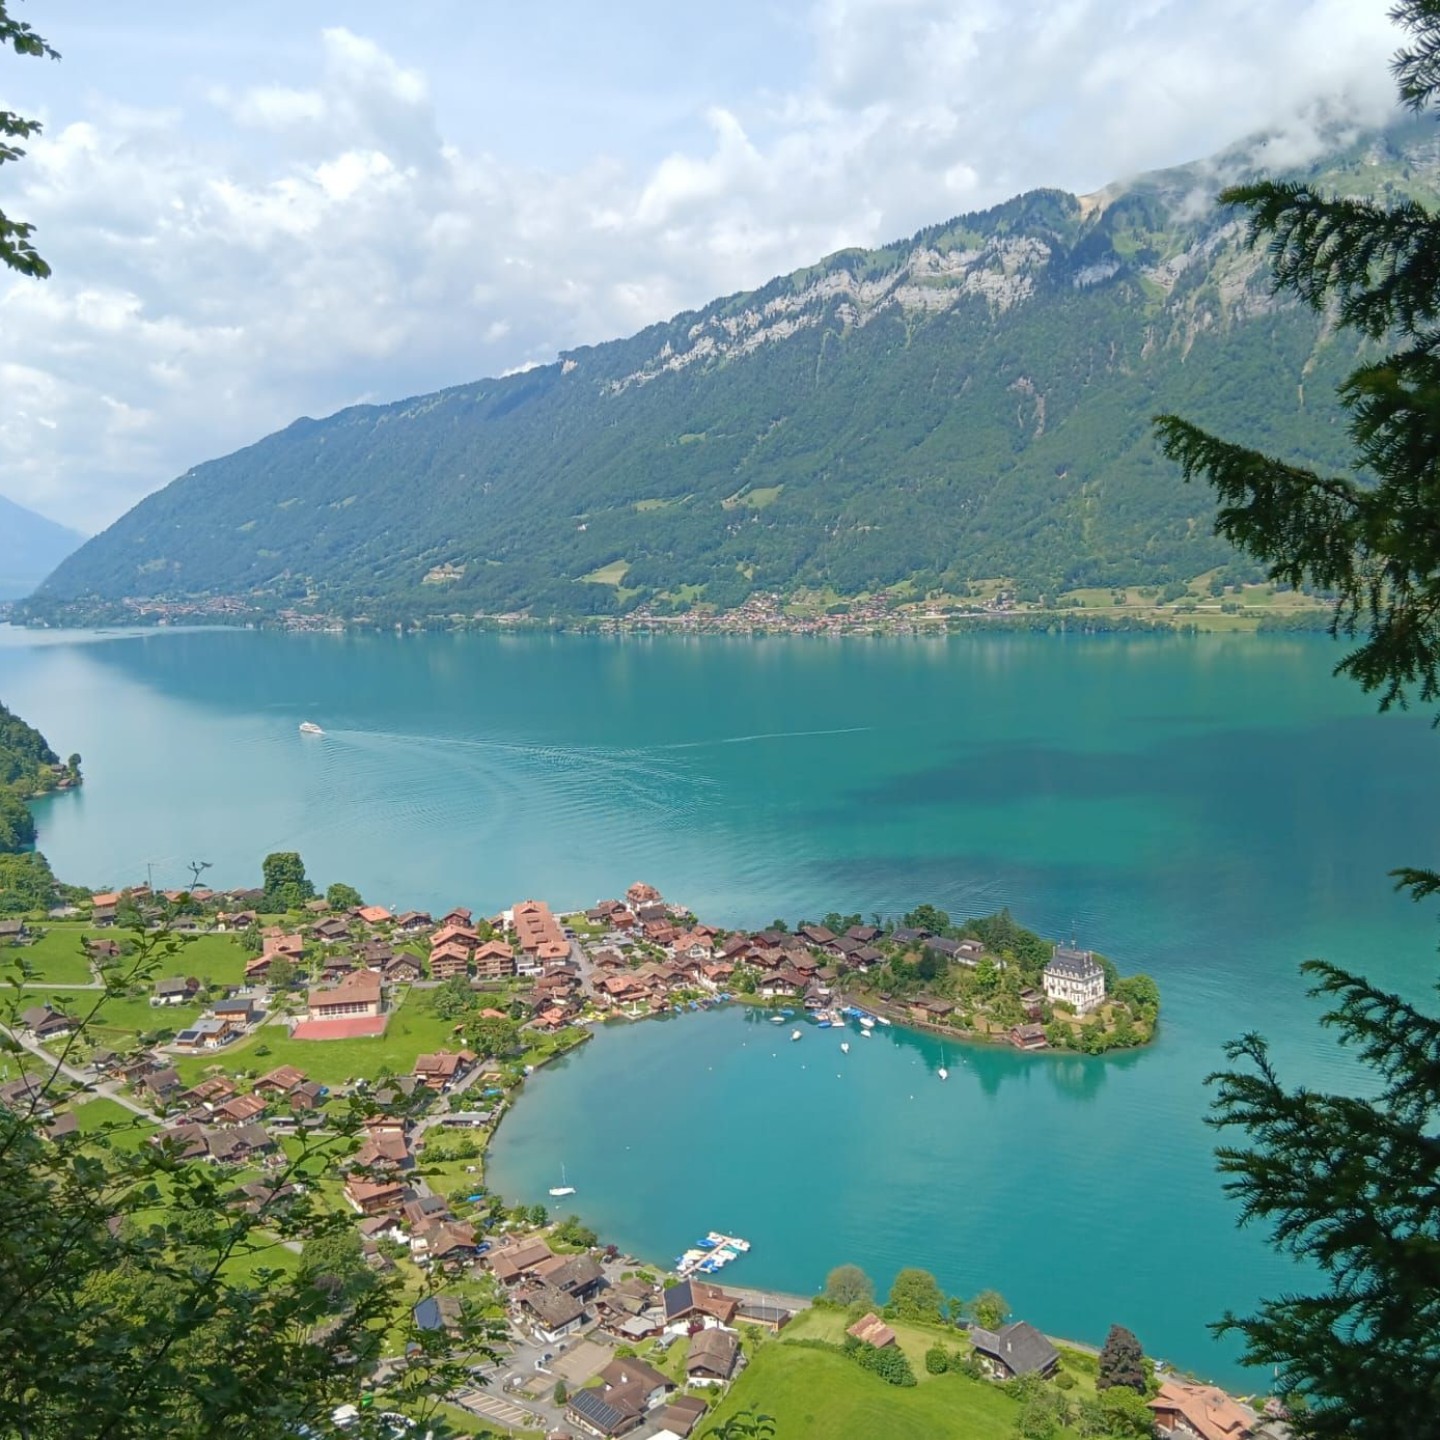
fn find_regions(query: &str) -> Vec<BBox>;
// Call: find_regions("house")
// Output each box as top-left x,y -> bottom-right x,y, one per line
486,1237 -> 555,1285
438,907 -> 473,928
305,968 -> 383,1022
383,953 -> 423,984
263,933 -> 306,960
969,1321 -> 1059,1379
686,1327 -> 740,1385
1149,1380 -> 1256,1440
213,1093 -> 268,1126
1042,945 -> 1106,1013
1010,1023 -> 1050,1051
244,954 -> 279,982
472,940 -> 517,980
20,1005 -> 76,1040
212,996 -> 260,1027
0,918 -> 29,944
662,1279 -> 738,1328
428,941 -> 472,981
544,1253 -> 605,1302
291,1079 -> 327,1109
908,997 -> 956,1023
0,1075 -> 50,1115
353,1125 -> 411,1169
518,1284 -> 587,1344
412,1219 -> 478,1267
205,1124 -> 275,1164
86,937 -> 122,959
174,1017 -> 237,1051
431,923 -> 479,951
182,1075 -> 237,1108
312,918 -> 350,944
847,1313 -> 896,1348
412,1050 -> 476,1092
566,1387 -> 644,1439
91,905 -> 118,927
737,1301 -> 791,1332
343,1177 -> 405,1215
254,1064 -> 308,1097
656,1396 -> 709,1438
509,899 -> 570,963
597,1356 -> 673,1410
141,1067 -> 183,1101
412,1295 -> 464,1332
356,905 -> 393,927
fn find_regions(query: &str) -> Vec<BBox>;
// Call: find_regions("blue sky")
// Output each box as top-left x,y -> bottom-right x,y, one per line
0,0 -> 1400,530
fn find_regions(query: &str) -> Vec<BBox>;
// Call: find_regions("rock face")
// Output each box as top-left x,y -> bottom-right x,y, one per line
29,118 -> 1440,622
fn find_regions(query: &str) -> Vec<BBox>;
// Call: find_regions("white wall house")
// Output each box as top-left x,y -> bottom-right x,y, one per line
1042,946 -> 1106,1013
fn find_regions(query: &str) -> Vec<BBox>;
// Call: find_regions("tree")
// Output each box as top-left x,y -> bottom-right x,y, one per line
465,1013 -> 520,1058
969,1289 -> 1008,1331
326,881 -> 363,910
903,903 -> 950,934
553,1379 -> 568,1405
266,955 -> 296,991
299,1227 -> 375,1310
823,1263 -> 874,1308
1154,8 -> 1440,1436
1097,1324 -> 1146,1393
261,851 -> 314,911
0,1 -> 56,279
432,974 -> 478,1019
925,1343 -> 949,1375
886,1267 -> 945,1322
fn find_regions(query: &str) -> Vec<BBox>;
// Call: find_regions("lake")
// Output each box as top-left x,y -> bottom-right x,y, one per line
2,624 -> 1435,1383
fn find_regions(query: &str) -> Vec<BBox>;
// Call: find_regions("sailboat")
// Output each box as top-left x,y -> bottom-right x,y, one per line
938,1044 -> 949,1081
840,1041 -> 850,1054
548,1164 -> 576,1198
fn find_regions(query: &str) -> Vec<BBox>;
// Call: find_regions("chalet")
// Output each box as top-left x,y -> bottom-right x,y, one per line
183,1075 -> 237,1107
670,931 -> 713,961
686,1327 -> 741,1385
306,968 -> 383,1022
291,1079 -> 327,1109
217,910 -> 258,932
627,882 -> 662,907
635,903 -> 669,924
1043,946 -> 1106,1013
662,1278 -> 738,1329
412,1050 -> 476,1092
517,1284 -> 586,1344
657,1396 -> 709,1438
1149,1380 -> 1256,1440
437,907 -> 473,928
908,997 -> 956,1024
0,1075 -> 50,1115
212,996 -> 260,1027
412,1219 -> 478,1267
486,1237 -> 554,1285
321,955 -> 356,982
1009,1024 -> 1049,1052
758,969 -> 805,999
91,906 -> 117,927
357,939 -> 395,967
303,898 -> 330,914
846,924 -> 882,943
394,911 -> 433,935
847,1313 -> 896,1348
969,1321 -> 1059,1380
142,1067 -> 183,1101
643,921 -> 678,945
244,954 -> 278,982
356,905 -> 393,927
891,926 -> 930,945
737,1301 -> 792,1333
343,1177 -> 405,1215
174,1017 -> 237,1051
213,1093 -> 268,1126
20,1005 -> 76,1040
566,1387 -> 644,1439
353,1126 -> 411,1169
698,962 -> 735,992
151,1124 -> 211,1162
400,1194 -> 450,1232
427,942 -> 472,981
0,918 -> 29,944
205,1124 -> 275,1164
312,918 -> 350,944
597,1356 -> 673,1410
263,933 -> 306,960
797,924 -> 837,948
412,1295 -> 464,1332
542,1253 -> 605,1303
233,1179 -> 300,1215
431,923 -> 480,951
472,940 -> 517,980
383,953 -> 423,984
510,899 -> 570,963
86,937 -> 122,959
254,1065 -> 307,1097
91,891 -> 122,909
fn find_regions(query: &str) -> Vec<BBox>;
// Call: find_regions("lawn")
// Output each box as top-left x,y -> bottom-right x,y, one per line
8,924 -> 97,984
173,988 -> 467,1086
70,1097 -> 158,1150
706,1340 -> 1078,1440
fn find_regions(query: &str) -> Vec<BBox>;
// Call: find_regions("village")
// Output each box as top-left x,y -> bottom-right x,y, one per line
1,877 -> 1229,1440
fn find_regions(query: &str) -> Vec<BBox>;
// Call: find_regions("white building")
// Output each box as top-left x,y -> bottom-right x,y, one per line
1042,946 -> 1106,1013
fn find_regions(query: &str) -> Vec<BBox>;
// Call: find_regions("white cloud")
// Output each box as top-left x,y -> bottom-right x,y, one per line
0,3 -> 1403,530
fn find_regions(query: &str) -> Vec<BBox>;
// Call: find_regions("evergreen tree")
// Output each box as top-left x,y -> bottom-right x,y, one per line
1155,6 -> 1440,1435
1096,1324 -> 1146,1393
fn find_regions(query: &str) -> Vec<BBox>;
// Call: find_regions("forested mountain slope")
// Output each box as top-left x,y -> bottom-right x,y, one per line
30,119 -> 1437,622
0,495 -> 83,601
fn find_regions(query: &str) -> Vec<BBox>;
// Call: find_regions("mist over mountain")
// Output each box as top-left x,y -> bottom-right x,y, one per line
29,118 -> 1435,623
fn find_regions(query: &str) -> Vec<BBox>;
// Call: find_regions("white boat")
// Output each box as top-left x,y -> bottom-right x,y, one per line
548,1163 -> 576,1198
859,1028 -> 871,1038
299,721 -> 324,736
938,1045 -> 948,1081
790,1029 -> 802,1041
769,1015 -> 787,1024
877,1016 -> 892,1026
840,1041 -> 850,1053
858,1016 -> 875,1029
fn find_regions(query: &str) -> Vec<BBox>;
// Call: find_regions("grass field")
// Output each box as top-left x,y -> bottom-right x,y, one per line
7,925 -> 97,984
173,988 -> 466,1086
705,1340 -> 1078,1440
7,925 -> 252,990
70,1097 -> 158,1150
580,559 -> 631,586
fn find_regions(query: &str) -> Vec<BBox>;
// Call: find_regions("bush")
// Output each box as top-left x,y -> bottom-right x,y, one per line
925,1344 -> 949,1374
853,1342 -> 917,1387
1055,1370 -> 1076,1390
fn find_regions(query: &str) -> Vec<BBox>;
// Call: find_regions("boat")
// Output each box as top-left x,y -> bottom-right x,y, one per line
938,1045 -> 949,1082
859,1027 -> 871,1038
790,1029 -> 802,1041
877,1016 -> 892,1026
840,1041 -> 850,1053
858,1015 -> 875,1029
548,1163 -> 576,1198
298,721 -> 324,736
769,1015 -> 787,1024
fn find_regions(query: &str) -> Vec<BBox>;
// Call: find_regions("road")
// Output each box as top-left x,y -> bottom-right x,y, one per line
0,1022 -> 163,1123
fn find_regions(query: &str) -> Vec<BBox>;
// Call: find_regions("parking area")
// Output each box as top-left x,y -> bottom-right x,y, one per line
453,1389 -> 541,1431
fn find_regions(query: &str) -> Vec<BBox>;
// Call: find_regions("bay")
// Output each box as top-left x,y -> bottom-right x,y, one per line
2,624 -> 1436,1384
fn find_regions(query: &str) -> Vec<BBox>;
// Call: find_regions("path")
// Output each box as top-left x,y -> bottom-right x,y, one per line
0,1023 -> 163,1123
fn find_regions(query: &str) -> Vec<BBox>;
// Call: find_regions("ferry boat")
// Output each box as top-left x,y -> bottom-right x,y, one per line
298,721 -> 324,736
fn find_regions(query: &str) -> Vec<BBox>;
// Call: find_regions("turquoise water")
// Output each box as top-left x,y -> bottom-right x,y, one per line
2,625 -> 1436,1383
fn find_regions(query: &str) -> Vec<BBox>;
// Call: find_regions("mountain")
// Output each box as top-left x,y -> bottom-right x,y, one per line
0,495 -> 84,601
27,119 -> 1439,624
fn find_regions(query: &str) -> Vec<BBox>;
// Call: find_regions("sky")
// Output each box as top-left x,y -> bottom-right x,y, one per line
0,0 -> 1403,533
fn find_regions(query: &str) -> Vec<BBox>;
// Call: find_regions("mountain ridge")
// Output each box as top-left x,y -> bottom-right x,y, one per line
0,495 -> 85,601
27,116 -> 1436,624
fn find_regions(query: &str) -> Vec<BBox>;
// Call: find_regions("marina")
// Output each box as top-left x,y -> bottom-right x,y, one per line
675,1231 -> 752,1279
